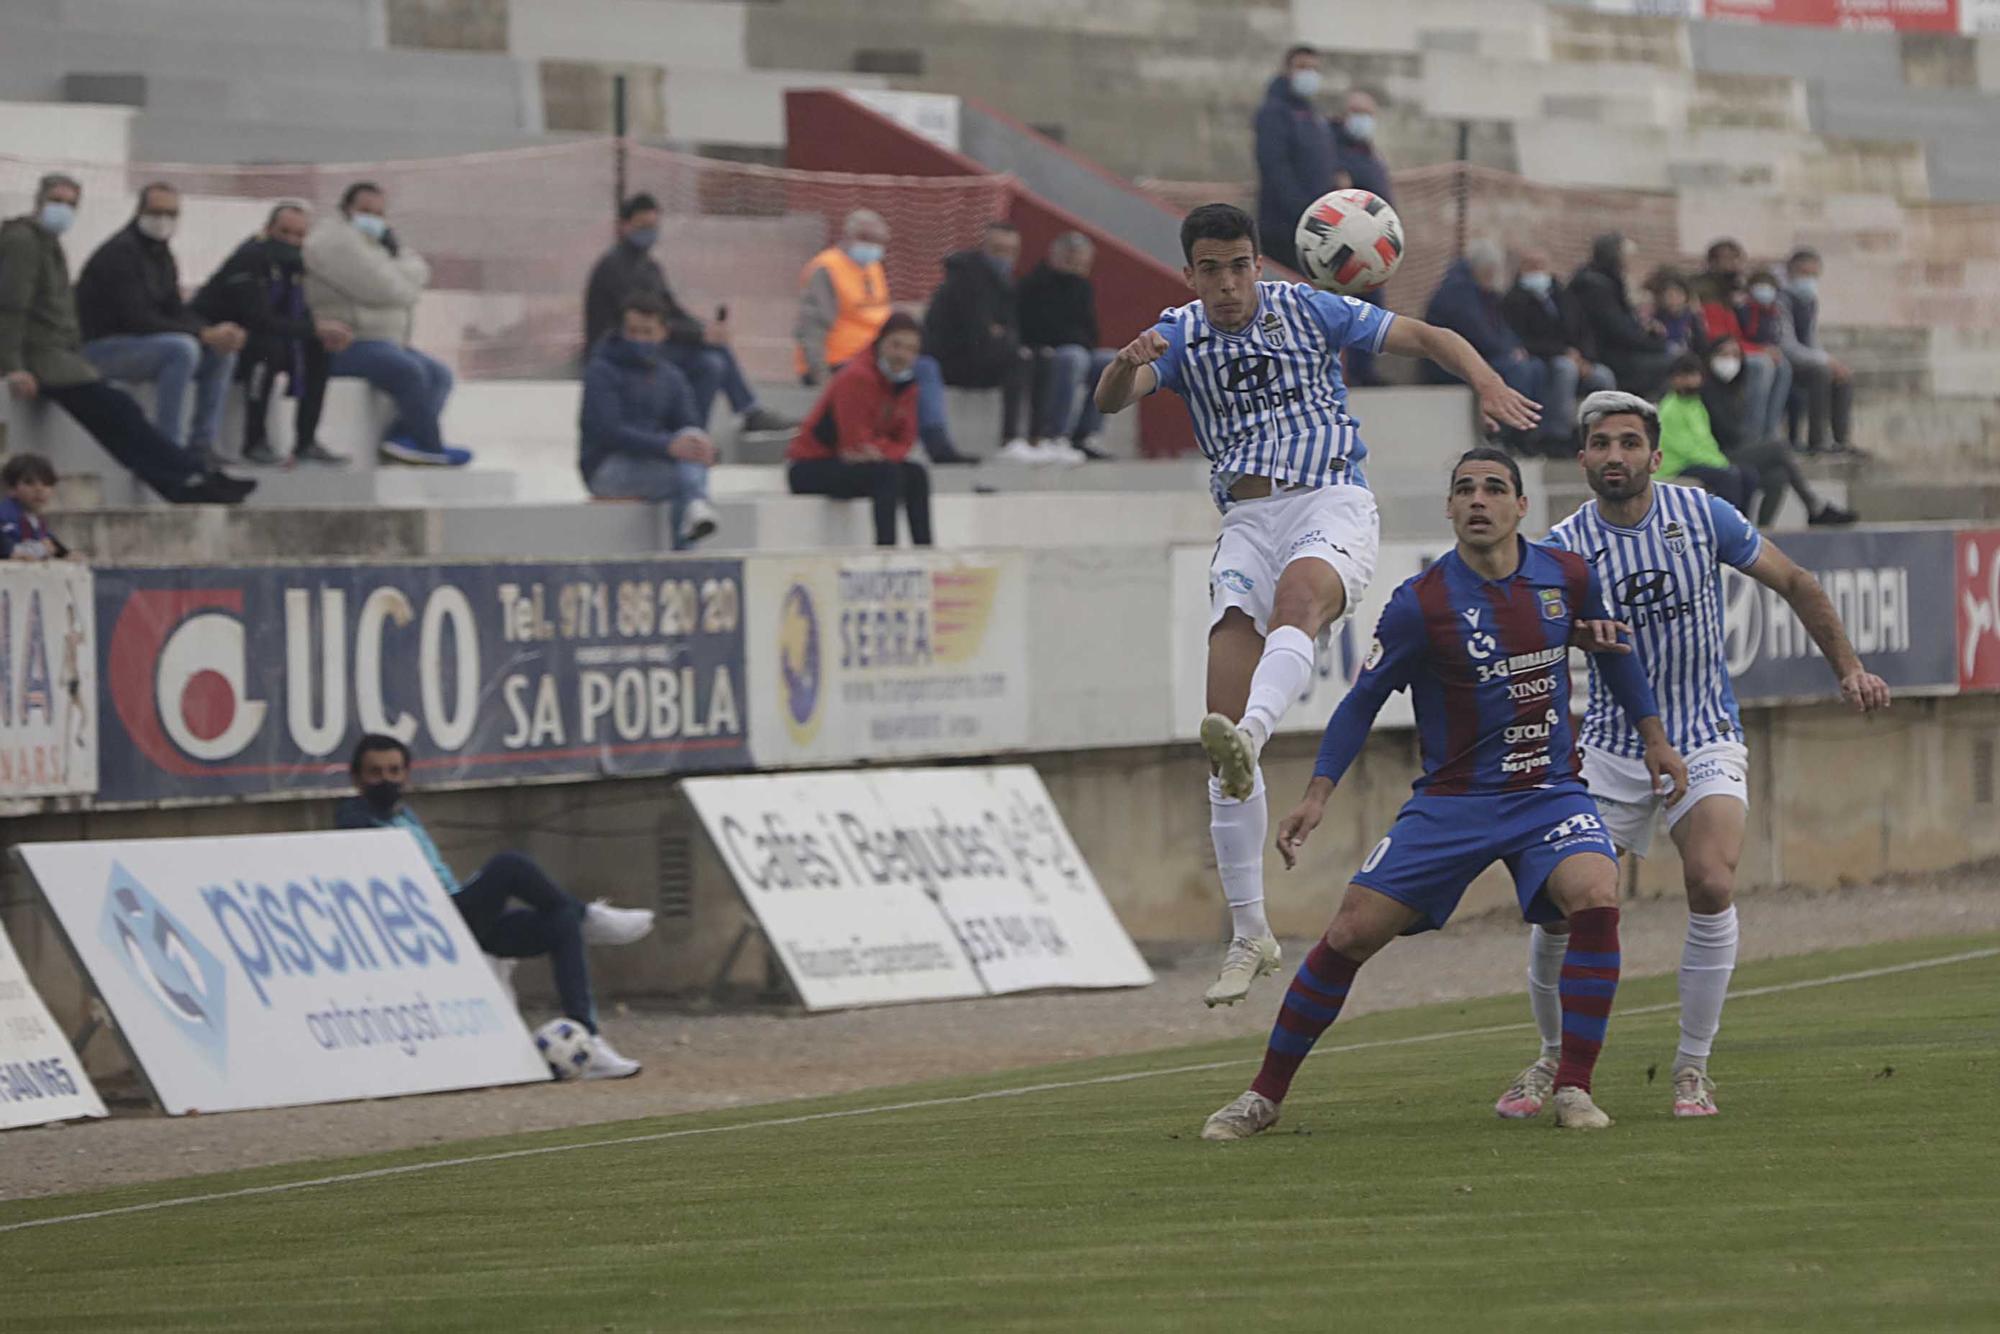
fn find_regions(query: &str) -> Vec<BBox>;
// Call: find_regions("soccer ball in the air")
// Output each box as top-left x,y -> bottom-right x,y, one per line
1294,189 -> 1405,295
535,1017 -> 593,1080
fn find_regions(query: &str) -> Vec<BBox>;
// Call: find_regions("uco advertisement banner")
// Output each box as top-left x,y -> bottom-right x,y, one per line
746,550 -> 1029,768
0,916 -> 107,1129
1,560 -> 96,800
20,831 -> 549,1115
684,767 -> 1153,1010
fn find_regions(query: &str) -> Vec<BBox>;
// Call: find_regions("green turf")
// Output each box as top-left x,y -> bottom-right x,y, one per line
6,933 -> 1998,1333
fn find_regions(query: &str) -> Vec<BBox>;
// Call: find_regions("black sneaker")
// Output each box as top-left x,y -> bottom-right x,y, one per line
242,439 -> 284,467
740,406 -> 797,437
1071,437 -> 1112,461
926,441 -> 976,466
1809,503 -> 1858,526
294,439 -> 350,466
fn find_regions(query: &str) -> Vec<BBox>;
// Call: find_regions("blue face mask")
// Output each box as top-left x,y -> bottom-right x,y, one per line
1518,271 -> 1553,296
1344,112 -> 1376,141
878,355 -> 915,384
36,201 -> 75,235
351,212 -> 388,241
624,226 -> 658,250
846,241 -> 884,267
1790,275 -> 1819,301
1749,283 -> 1778,306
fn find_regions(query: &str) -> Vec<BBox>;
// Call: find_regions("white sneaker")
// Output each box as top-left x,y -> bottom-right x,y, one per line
1203,934 -> 1282,1007
1551,1085 -> 1614,1130
1040,440 -> 1087,466
678,497 -> 719,545
1201,1090 -> 1280,1141
583,900 -> 656,947
1671,1066 -> 1719,1118
1494,1056 -> 1558,1119
1199,712 -> 1260,800
581,1035 -> 642,1081
998,438 -> 1045,464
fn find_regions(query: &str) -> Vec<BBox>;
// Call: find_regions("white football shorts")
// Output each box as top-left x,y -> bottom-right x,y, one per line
1580,739 -> 1750,859
1207,483 -> 1380,635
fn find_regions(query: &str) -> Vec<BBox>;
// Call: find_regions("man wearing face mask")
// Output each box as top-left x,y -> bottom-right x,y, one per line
336,733 -> 656,1081
1570,232 -> 1673,399
578,293 -> 721,548
789,312 -> 934,547
1702,334 -> 1854,527
1503,246 -> 1616,456
1,174 -> 255,504
304,180 -> 470,467
923,220 -> 1034,455
1331,89 -> 1394,388
192,202 -> 351,466
1254,45 -> 1339,273
1778,248 -> 1858,456
583,193 -> 794,440
74,182 -> 247,468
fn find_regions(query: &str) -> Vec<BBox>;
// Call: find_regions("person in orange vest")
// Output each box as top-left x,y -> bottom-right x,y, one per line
795,209 -> 970,464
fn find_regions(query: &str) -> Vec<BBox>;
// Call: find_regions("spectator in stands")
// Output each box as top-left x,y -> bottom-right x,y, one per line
1656,352 -> 1755,512
193,201 -> 349,466
1571,232 -> 1674,399
1502,245 -> 1614,456
304,181 -> 469,467
74,182 -> 247,469
583,192 -> 794,441
336,734 -> 655,1081
1694,238 -> 1789,446
0,453 -> 71,560
1644,267 -> 1702,357
1330,86 -> 1393,386
1702,333 -> 1854,527
1254,44 -> 1338,273
1419,241 -> 1536,438
1780,247 -> 1858,456
796,209 -> 968,464
1018,231 -> 1111,463
788,312 -> 933,547
579,293 -> 720,548
0,175 -> 254,504
924,221 -> 1033,455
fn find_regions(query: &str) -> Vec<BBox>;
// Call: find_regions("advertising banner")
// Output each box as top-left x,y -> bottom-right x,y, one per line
1703,0 -> 1960,31
93,559 -> 747,804
1,561 -> 96,800
745,550 -> 1028,768
20,831 -> 549,1115
1956,529 -> 2000,691
1721,526 -> 1958,703
0,916 -> 107,1129
684,767 -> 1153,1011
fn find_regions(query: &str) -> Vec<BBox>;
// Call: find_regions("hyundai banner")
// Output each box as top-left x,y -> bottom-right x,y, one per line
0,916 -> 107,1129
685,767 -> 1153,1010
93,559 -> 748,804
1,561 -> 96,801
20,831 -> 549,1115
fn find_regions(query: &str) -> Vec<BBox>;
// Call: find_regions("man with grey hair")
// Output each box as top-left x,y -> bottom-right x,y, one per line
1419,240 -> 1538,433
1492,387 -> 1890,1123
0,174 -> 254,503
795,208 -> 967,463
1018,230 -> 1112,462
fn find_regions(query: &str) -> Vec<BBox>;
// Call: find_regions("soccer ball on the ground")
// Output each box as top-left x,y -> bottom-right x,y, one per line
535,1018 -> 593,1080
1294,189 -> 1404,295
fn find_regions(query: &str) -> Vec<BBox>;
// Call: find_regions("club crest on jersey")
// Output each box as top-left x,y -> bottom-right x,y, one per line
1539,588 -> 1567,621
1662,520 -> 1689,555
1259,310 -> 1286,347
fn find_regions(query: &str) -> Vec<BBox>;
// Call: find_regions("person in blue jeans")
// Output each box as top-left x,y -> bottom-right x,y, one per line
335,733 -> 655,1080
73,182 -> 246,464
1018,232 -> 1113,462
579,293 -> 720,547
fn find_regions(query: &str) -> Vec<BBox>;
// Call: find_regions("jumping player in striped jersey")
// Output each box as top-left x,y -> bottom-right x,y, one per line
1094,203 -> 1541,1008
1201,447 -> 1688,1140
1492,391 -> 1891,1122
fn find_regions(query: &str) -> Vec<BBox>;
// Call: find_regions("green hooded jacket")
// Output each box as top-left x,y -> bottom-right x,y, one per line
1657,390 -> 1729,478
0,215 -> 100,389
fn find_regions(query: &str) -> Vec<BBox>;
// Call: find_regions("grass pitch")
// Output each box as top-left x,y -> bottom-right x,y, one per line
5,933 -> 1998,1333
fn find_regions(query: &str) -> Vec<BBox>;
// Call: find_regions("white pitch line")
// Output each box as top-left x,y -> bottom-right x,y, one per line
2,945 -> 1992,1236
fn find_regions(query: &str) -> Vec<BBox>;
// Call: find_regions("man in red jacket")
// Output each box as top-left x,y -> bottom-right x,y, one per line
788,312 -> 933,547
1695,239 -> 1790,446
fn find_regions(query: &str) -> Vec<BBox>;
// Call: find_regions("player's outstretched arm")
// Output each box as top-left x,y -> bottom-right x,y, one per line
1380,316 -> 1541,434
1747,544 -> 1892,713
1094,329 -> 1167,415
1276,776 -> 1334,870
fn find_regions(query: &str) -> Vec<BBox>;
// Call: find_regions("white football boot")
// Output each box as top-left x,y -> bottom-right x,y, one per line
1551,1086 -> 1614,1130
1199,712 -> 1260,801
1203,934 -> 1282,1008
1201,1090 -> 1280,1141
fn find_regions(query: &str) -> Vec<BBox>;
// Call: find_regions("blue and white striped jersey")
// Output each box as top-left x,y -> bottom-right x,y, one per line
1151,280 -> 1394,512
1546,483 -> 1764,758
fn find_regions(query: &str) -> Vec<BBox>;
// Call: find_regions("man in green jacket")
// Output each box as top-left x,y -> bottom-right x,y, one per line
0,174 -> 253,504
1655,353 -> 1753,513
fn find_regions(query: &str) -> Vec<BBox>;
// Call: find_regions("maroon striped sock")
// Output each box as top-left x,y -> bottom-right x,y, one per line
1554,906 -> 1622,1094
1249,941 -> 1362,1104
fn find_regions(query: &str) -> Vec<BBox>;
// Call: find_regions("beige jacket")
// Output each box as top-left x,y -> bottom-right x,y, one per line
302,216 -> 430,345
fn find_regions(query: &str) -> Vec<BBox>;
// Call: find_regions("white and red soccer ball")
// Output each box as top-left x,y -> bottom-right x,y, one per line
1294,189 -> 1405,295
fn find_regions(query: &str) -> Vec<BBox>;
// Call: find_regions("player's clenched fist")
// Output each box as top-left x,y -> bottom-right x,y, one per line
1116,329 -> 1169,367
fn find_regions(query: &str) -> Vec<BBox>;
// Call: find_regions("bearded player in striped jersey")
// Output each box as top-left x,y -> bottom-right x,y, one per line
1095,203 -> 1541,1009
1491,391 -> 1892,1122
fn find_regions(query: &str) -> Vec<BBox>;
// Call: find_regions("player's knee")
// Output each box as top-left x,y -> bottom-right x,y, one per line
1684,867 -> 1735,914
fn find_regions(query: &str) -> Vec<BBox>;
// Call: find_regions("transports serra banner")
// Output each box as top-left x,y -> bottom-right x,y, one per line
92,559 -> 748,805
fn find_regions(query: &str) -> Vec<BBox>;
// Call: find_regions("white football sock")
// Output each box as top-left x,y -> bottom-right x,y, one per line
1676,906 -> 1740,1072
1528,923 -> 1568,1061
1238,625 -> 1316,752
1209,769 -> 1270,940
